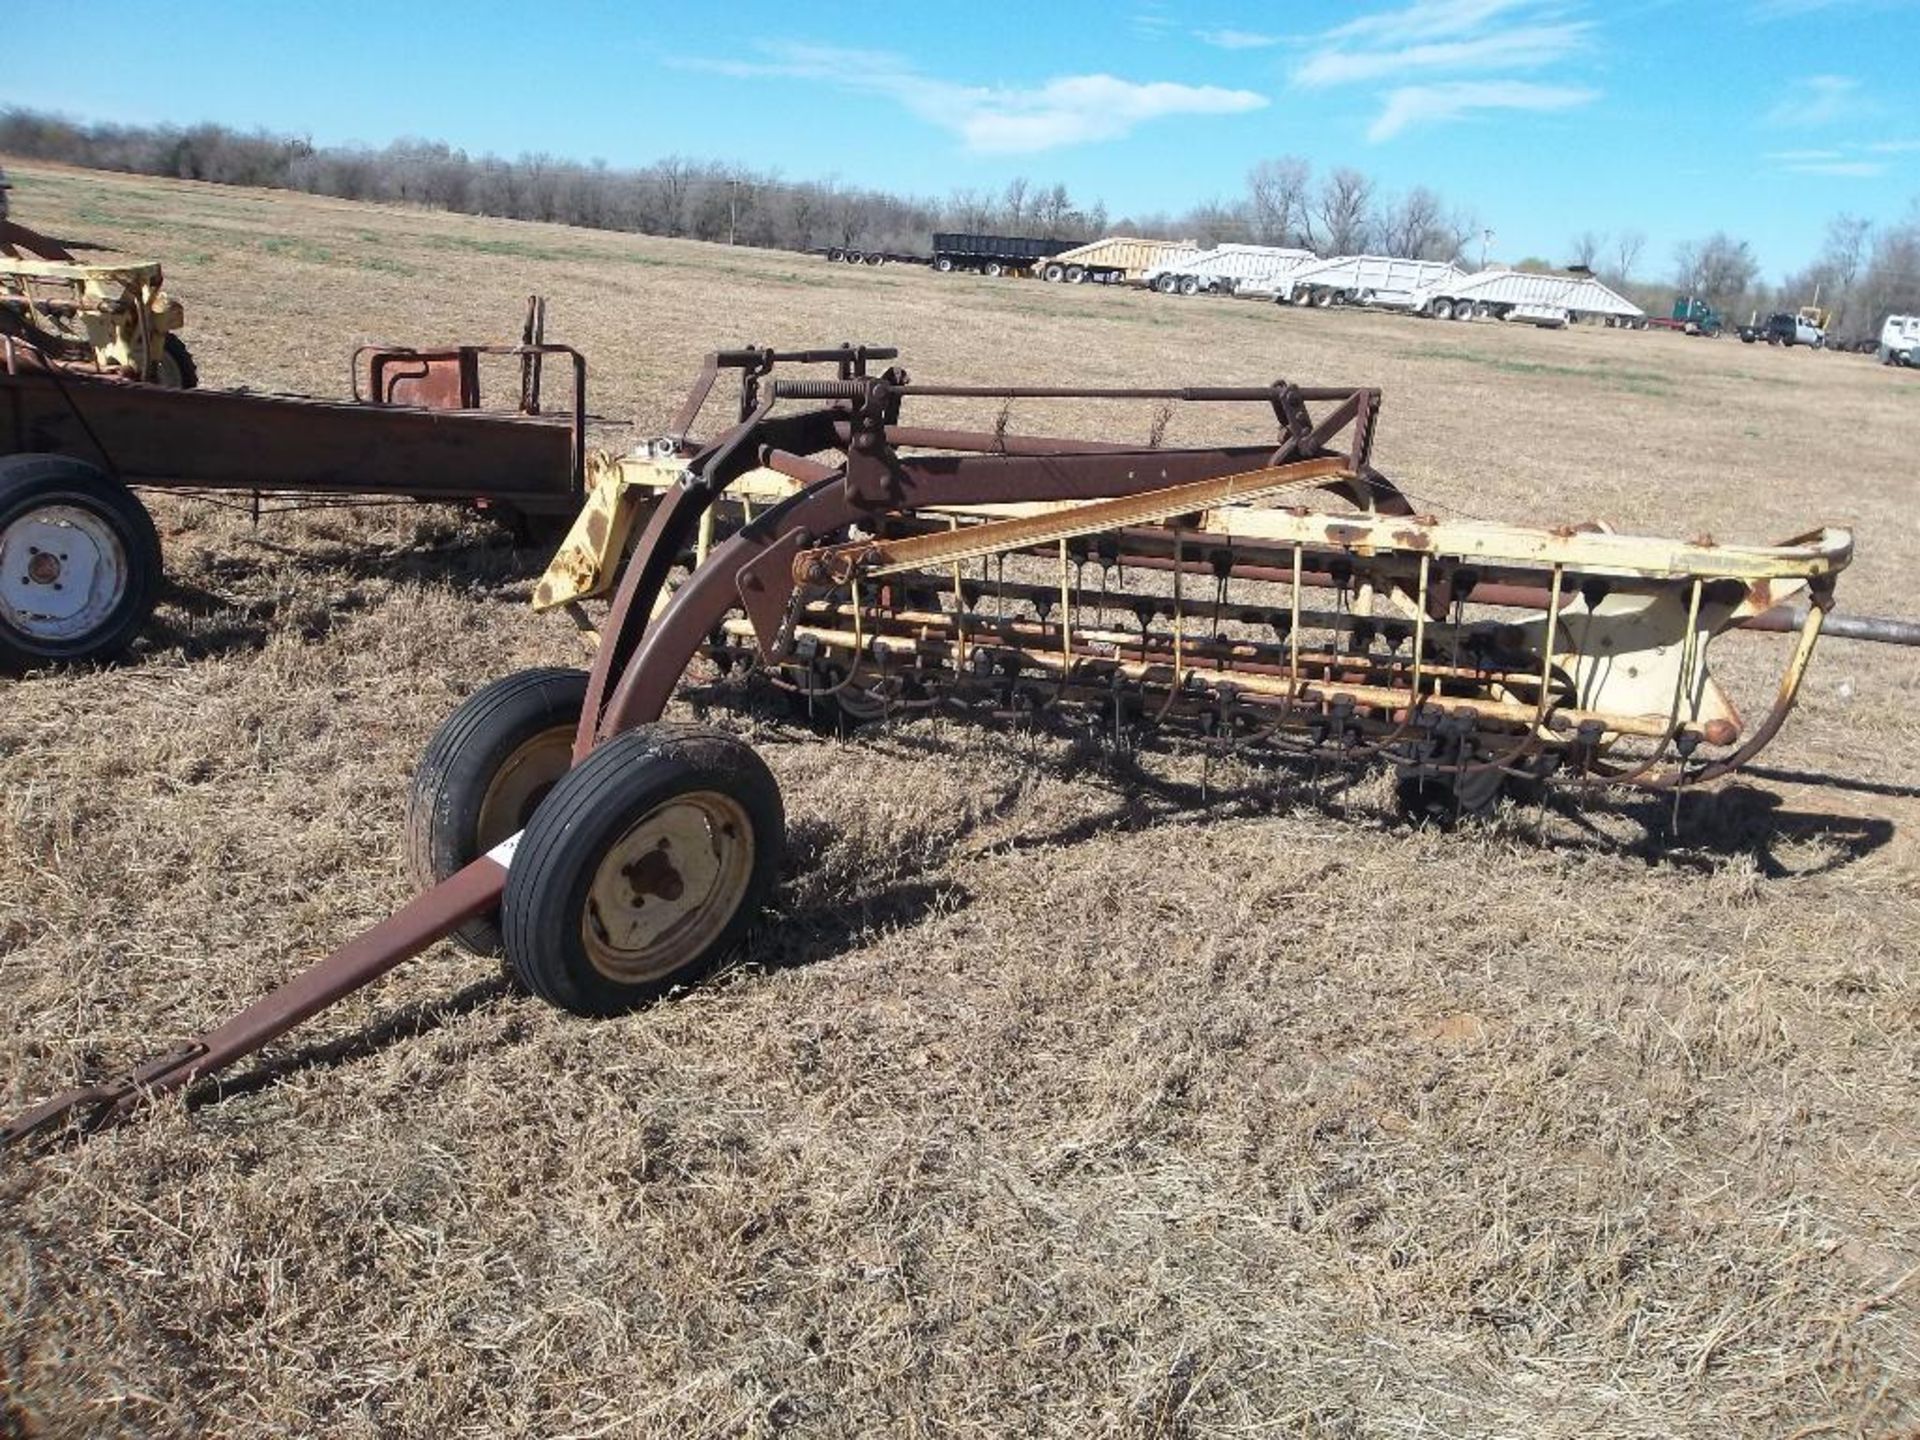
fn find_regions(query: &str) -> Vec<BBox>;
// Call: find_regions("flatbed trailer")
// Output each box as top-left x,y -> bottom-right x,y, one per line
0,329 -> 587,669
816,246 -> 930,267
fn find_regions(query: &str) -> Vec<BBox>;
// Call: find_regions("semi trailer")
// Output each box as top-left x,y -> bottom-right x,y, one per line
1275,256 -> 1467,310
930,232 -> 1079,278
1144,244 -> 1318,297
1034,236 -> 1202,284
1409,269 -> 1644,326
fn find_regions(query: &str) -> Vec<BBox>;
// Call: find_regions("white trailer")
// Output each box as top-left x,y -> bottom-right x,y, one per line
1274,256 -> 1467,310
1143,244 -> 1319,297
1878,315 -> 1920,366
1410,269 -> 1645,326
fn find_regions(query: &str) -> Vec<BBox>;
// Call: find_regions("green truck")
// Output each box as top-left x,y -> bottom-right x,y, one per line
1647,295 -> 1725,337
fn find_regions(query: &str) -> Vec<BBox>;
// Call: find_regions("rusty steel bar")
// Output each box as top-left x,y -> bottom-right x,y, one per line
2,855 -> 510,1149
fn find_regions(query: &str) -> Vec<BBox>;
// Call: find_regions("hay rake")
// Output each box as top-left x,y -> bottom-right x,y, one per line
5,344 -> 1907,1148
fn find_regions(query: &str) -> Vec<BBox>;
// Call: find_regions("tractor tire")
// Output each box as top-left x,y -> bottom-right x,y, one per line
0,453 -> 160,672
501,724 -> 785,1017
152,333 -> 198,389
406,666 -> 590,957
1394,764 -> 1505,825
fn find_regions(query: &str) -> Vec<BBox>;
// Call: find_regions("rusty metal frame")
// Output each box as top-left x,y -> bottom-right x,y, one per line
1,346 -> 1881,1152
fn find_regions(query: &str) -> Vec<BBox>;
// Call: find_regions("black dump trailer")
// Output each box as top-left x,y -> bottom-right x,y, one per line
931,233 -> 1081,278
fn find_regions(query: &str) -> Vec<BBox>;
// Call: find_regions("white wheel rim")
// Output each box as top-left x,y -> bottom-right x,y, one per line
0,503 -> 128,644
582,791 -> 754,984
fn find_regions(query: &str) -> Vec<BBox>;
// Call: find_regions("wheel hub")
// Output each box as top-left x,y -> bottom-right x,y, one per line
474,725 -> 575,854
0,508 -> 122,637
582,791 -> 754,983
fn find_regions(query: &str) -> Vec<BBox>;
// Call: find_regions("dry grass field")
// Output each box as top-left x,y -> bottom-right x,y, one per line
2,161 -> 1917,1438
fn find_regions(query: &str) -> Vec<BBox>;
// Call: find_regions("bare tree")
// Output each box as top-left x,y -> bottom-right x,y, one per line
1001,176 -> 1031,230
1247,156 -> 1311,247
1569,230 -> 1605,269
947,187 -> 993,232
1612,229 -> 1645,283
1034,182 -> 1074,236
1674,232 -> 1761,309
1380,187 -> 1448,259
1315,168 -> 1374,255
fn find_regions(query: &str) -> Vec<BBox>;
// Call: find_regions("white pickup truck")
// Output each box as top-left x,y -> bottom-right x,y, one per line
1879,315 -> 1919,366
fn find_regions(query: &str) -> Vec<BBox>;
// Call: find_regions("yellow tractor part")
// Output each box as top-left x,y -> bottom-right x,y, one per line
0,254 -> 190,385
533,449 -> 805,619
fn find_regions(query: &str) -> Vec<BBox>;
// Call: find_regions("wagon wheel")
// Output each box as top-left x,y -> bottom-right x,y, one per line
0,454 -> 160,672
406,667 -> 590,956
502,724 -> 785,1016
151,333 -> 199,389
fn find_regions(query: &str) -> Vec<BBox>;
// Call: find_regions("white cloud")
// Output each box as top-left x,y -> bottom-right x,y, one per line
1368,80 -> 1598,140
1294,0 -> 1596,139
1295,22 -> 1589,87
1329,0 -> 1539,44
676,44 -> 1267,155
1755,0 -> 1917,14
1782,159 -> 1887,176
1764,148 -> 1844,161
1195,27 -> 1283,49
1764,74 -> 1866,127
1868,138 -> 1920,153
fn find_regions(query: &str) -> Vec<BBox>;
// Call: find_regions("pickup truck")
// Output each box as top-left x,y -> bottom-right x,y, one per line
1740,312 -> 1826,348
1879,314 -> 1919,366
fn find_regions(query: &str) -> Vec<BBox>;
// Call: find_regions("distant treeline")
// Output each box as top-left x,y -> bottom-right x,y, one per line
5,107 -> 1917,340
0,107 -> 1477,263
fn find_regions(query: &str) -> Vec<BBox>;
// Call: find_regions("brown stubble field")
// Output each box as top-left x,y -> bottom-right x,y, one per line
1,160 -> 1916,1437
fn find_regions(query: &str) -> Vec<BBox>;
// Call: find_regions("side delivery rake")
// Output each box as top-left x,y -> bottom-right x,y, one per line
8,344 -> 1916,1149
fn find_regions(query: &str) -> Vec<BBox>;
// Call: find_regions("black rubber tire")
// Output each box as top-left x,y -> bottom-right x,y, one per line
0,453 -> 160,672
1394,765 -> 1505,825
934,256 -> 954,273
502,724 -> 785,1017
154,333 -> 198,389
406,667 -> 589,957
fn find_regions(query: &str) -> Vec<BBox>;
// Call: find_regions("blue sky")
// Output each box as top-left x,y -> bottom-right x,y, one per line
9,0 -> 1918,280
